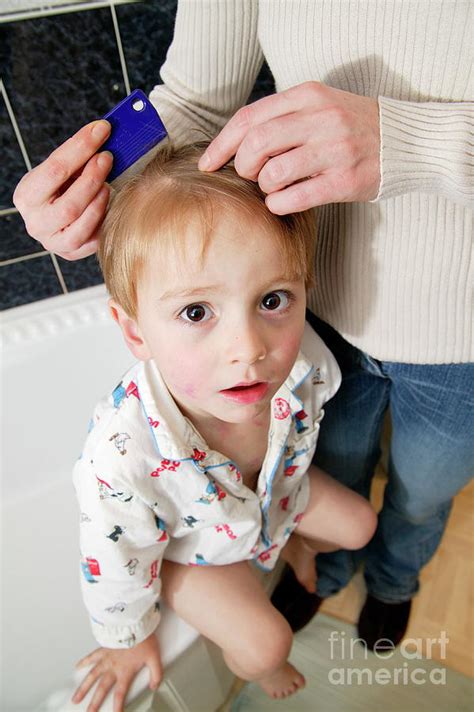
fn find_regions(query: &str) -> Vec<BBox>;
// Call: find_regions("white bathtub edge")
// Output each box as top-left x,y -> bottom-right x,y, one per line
0,285 -> 111,348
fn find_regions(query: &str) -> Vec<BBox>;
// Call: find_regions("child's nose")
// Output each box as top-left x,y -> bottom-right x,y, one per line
229,322 -> 267,366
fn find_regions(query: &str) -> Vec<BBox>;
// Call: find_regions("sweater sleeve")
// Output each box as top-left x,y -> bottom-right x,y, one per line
375,97 -> 474,207
149,0 -> 264,146
74,460 -> 169,649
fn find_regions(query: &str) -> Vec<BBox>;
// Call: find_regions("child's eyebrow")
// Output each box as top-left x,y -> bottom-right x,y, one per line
158,285 -> 220,301
158,275 -> 300,302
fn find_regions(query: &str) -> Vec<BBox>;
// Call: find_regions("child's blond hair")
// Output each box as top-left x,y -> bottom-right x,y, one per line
99,142 -> 316,318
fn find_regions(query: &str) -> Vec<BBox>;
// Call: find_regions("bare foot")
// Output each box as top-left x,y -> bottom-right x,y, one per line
281,535 -> 317,593
257,661 -> 306,699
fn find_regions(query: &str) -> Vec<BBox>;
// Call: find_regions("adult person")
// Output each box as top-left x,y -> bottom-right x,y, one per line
14,1 -> 473,651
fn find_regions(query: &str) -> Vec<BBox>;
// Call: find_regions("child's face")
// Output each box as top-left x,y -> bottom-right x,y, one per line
119,213 -> 307,426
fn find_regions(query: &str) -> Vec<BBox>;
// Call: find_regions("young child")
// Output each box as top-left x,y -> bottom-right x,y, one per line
71,143 -> 377,711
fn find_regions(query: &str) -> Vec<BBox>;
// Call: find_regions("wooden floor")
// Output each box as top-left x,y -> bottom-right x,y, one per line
321,471 -> 474,678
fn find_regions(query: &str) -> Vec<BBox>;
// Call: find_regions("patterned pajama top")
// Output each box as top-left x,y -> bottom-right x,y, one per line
73,322 -> 341,648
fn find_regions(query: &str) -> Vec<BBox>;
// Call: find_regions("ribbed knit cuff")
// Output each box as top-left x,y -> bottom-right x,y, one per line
375,96 -> 473,205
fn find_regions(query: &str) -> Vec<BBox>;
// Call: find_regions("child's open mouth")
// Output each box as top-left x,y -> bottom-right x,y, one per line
219,381 -> 269,404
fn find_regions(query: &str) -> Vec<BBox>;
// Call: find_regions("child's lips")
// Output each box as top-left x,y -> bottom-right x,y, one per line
219,381 -> 269,404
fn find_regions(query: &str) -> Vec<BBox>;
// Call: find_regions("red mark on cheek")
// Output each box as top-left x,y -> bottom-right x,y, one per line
167,367 -> 198,398
167,356 -> 208,399
182,382 -> 197,398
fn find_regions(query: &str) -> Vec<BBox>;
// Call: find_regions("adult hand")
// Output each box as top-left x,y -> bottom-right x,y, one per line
13,120 -> 113,260
71,633 -> 162,712
199,81 -> 381,214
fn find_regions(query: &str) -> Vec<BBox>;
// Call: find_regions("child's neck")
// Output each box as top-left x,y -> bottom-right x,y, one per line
184,408 -> 271,492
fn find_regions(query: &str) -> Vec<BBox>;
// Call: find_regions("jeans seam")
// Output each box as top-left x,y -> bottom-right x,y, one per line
361,373 -> 390,480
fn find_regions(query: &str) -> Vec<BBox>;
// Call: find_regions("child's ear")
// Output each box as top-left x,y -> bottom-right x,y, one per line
109,299 -> 151,361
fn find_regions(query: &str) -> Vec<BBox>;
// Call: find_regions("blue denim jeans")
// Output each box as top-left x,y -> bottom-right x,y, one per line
307,313 -> 474,603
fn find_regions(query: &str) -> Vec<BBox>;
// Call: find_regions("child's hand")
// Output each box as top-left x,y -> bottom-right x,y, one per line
71,633 -> 162,712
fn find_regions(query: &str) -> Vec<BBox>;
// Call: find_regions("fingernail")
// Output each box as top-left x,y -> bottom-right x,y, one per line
198,152 -> 211,171
92,120 -> 110,141
97,152 -> 113,169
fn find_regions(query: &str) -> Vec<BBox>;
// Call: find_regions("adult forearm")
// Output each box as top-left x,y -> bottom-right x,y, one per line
150,0 -> 264,145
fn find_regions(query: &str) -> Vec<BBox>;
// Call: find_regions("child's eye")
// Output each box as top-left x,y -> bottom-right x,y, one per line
179,303 -> 213,323
260,290 -> 291,311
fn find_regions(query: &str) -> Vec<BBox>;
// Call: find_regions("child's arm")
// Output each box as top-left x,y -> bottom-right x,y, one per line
72,442 -> 172,681
72,631 -> 162,712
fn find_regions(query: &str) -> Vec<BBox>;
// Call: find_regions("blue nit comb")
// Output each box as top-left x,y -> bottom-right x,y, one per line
101,89 -> 168,182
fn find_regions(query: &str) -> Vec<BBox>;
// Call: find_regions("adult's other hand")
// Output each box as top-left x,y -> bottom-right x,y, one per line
13,120 -> 113,260
199,81 -> 381,214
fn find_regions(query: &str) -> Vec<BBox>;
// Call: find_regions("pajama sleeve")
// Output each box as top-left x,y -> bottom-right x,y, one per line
73,460 -> 169,649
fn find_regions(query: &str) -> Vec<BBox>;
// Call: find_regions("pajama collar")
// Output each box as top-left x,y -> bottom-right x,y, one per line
135,354 -> 314,468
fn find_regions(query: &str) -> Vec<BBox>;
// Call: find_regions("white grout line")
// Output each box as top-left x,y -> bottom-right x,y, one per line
50,253 -> 69,294
0,79 -> 32,172
110,1 -> 131,96
0,0 -> 140,24
0,207 -> 19,217
0,251 -> 49,267
0,250 -> 68,295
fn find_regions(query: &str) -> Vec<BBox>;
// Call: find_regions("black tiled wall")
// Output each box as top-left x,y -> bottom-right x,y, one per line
0,0 -> 275,311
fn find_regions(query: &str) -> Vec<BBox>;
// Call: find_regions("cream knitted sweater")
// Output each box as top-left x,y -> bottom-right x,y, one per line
150,0 -> 473,363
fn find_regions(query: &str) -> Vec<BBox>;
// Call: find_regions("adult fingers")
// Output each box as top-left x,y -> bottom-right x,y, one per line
257,144 -> 330,195
49,151 -> 113,232
54,237 -> 100,261
231,112 -> 317,182
231,100 -> 353,187
25,152 -> 112,242
43,184 -> 110,258
199,83 -> 321,171
265,173 -> 350,214
53,181 -> 110,255
14,120 -> 111,210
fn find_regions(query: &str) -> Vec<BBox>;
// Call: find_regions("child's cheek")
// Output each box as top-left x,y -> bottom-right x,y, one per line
280,333 -> 303,365
164,355 -> 209,401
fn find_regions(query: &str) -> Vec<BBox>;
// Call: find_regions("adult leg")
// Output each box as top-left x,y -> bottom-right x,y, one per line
306,314 -> 390,597
160,560 -> 304,699
358,361 -> 474,649
364,361 -> 474,602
